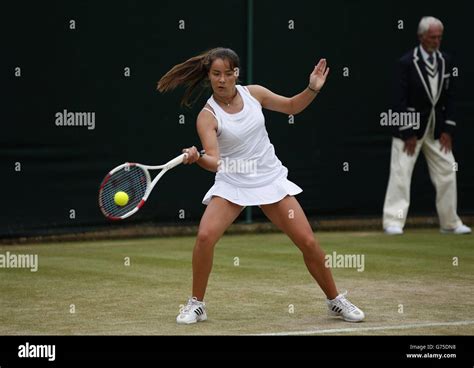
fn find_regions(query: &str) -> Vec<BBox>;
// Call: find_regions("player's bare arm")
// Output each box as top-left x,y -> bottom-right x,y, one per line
183,107 -> 220,172
247,58 -> 329,115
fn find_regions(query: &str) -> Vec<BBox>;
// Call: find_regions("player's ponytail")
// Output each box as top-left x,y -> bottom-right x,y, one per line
157,47 -> 240,107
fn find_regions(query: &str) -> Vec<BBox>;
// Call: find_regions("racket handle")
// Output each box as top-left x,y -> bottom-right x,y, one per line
177,148 -> 206,167
183,148 -> 206,160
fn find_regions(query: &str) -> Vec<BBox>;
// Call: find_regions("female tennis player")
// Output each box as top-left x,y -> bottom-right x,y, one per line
158,47 -> 365,324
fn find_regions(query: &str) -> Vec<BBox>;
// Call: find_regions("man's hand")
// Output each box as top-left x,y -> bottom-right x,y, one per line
403,136 -> 417,156
439,132 -> 452,153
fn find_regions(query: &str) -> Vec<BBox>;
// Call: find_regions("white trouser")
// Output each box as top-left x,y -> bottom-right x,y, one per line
383,134 -> 462,230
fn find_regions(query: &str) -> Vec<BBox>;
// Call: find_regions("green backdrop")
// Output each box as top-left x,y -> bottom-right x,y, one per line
3,0 -> 473,237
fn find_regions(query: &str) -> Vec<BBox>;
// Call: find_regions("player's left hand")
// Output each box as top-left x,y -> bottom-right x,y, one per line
182,146 -> 200,164
439,132 -> 452,153
309,58 -> 330,92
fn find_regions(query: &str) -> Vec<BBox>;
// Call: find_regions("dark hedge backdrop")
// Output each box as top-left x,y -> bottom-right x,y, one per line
3,0 -> 473,237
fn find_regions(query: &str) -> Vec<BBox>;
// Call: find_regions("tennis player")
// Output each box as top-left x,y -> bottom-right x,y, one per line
158,47 -> 365,324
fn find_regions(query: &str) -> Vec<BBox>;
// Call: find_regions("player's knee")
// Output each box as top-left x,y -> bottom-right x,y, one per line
298,235 -> 318,254
196,228 -> 217,248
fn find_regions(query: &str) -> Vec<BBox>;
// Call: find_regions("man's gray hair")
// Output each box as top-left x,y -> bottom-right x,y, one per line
418,16 -> 444,35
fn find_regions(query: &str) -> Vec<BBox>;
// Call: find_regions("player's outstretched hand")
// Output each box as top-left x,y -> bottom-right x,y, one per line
309,58 -> 330,92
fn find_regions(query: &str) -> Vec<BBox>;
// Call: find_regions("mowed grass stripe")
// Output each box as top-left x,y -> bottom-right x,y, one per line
0,230 -> 472,335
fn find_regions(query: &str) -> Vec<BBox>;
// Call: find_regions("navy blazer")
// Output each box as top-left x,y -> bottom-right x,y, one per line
393,46 -> 456,140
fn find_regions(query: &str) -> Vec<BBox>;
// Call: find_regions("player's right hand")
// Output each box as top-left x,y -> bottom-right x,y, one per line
182,146 -> 200,164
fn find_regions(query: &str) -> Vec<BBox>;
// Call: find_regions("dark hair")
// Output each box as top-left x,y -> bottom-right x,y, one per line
157,47 -> 240,107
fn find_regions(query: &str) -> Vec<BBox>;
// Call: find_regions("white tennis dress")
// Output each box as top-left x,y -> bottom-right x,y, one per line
201,85 -> 302,206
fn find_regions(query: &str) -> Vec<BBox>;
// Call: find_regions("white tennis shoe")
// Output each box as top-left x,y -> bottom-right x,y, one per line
327,291 -> 365,322
176,297 -> 207,324
440,224 -> 472,235
384,226 -> 403,235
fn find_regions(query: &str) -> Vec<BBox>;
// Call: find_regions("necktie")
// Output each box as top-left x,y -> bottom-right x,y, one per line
427,54 -> 434,65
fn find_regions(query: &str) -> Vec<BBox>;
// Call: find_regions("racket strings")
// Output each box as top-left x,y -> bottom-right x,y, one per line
99,166 -> 148,218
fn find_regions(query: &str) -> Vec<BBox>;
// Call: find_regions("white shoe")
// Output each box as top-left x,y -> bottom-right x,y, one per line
384,226 -> 403,235
176,297 -> 207,324
327,292 -> 365,322
440,224 -> 472,235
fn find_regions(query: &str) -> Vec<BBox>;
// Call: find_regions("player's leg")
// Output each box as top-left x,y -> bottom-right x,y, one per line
261,196 -> 337,298
422,136 -> 465,232
383,137 -> 423,233
192,196 -> 243,300
177,196 -> 243,324
260,195 -> 364,322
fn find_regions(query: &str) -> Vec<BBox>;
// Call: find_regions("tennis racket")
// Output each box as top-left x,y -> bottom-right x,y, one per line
98,149 -> 205,220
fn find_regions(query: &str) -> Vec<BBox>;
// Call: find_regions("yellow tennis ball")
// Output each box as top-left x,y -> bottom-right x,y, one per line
114,191 -> 129,206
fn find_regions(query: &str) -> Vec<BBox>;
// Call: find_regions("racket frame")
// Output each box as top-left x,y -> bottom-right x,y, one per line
99,153 -> 186,220
99,150 -> 204,220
